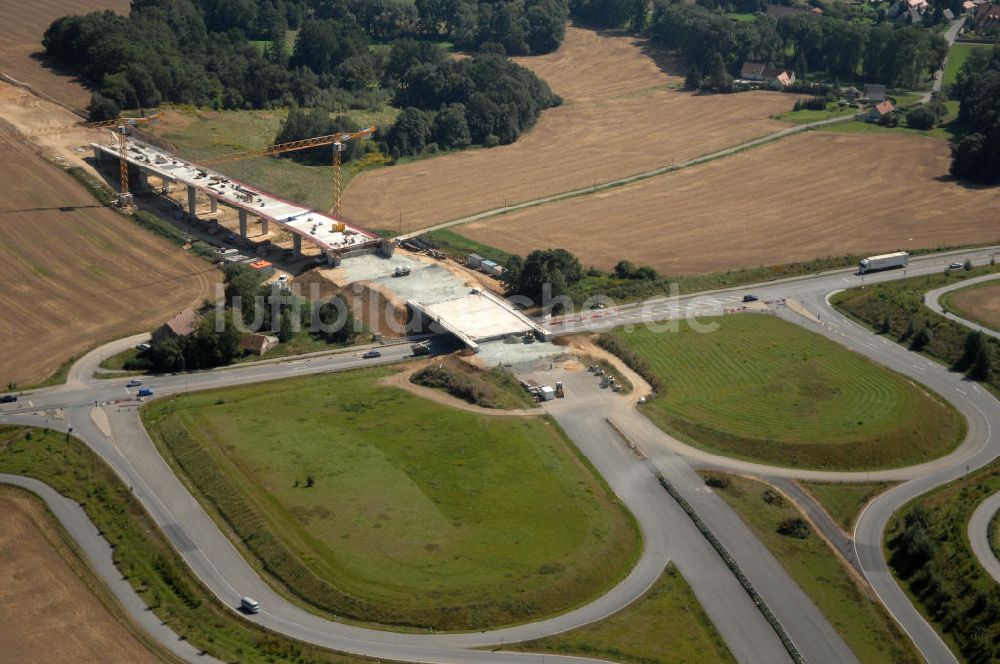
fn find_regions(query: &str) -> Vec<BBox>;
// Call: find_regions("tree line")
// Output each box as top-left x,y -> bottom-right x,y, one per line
949,46 -> 1000,184
647,3 -> 946,89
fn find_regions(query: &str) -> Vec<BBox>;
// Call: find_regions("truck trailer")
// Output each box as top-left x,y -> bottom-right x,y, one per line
858,251 -> 908,274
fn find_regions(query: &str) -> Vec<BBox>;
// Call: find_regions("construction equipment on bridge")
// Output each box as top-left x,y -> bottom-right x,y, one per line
32,112 -> 164,207
202,126 -> 376,218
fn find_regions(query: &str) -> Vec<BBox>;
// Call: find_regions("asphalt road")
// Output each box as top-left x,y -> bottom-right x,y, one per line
968,490 -> 1000,585
3,244 -> 999,664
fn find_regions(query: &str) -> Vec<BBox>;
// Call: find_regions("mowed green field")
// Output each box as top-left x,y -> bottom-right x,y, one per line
515,564 -> 734,663
143,366 -> 639,630
611,315 -> 963,469
943,43 -> 994,88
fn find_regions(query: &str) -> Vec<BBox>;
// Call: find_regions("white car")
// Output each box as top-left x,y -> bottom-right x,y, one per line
948,261 -> 964,270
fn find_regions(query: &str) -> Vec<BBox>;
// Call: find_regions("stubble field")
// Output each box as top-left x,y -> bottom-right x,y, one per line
341,26 -> 797,232
0,0 -> 130,110
461,132 -> 1000,274
0,486 -> 164,664
0,124 -> 217,387
945,281 -> 1000,332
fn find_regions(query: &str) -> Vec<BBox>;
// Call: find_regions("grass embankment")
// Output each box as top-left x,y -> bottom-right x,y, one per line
152,108 -> 398,212
513,563 -> 735,664
941,279 -> 1000,332
606,315 -> 963,469
411,357 -> 537,409
0,426 -> 377,664
143,366 -> 639,630
831,265 -> 1000,396
776,103 -> 858,124
703,473 -> 920,664
798,481 -> 896,531
886,458 -> 1000,663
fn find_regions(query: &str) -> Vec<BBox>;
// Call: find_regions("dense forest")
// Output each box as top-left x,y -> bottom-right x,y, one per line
949,46 -> 1000,184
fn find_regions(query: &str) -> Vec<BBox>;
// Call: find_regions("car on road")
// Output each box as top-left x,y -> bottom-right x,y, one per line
362,350 -> 381,359
239,597 -> 260,614
948,261 -> 964,270
137,387 -> 154,397
135,343 -> 151,352
742,294 -> 759,303
126,379 -> 143,388
0,395 -> 17,404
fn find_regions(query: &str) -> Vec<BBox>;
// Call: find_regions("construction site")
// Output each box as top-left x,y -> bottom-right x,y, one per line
87,120 -> 551,360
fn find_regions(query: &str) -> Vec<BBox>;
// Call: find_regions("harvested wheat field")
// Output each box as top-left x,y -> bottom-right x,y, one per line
460,132 -> 1000,275
0,487 -> 163,664
342,25 -> 796,232
0,124 -> 217,387
0,0 -> 130,109
948,282 -> 1000,331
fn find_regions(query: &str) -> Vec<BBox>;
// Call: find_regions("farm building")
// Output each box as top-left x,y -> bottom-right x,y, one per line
467,253 -> 483,269
974,2 -> 1000,33
867,100 -> 895,123
862,84 -> 887,104
153,309 -> 200,343
738,62 -> 796,87
249,259 -> 274,277
239,333 -> 279,356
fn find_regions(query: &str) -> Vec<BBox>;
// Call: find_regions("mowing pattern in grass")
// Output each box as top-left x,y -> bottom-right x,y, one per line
831,265 -> 1000,396
799,481 -> 896,532
704,473 -> 920,664
0,426 -> 375,664
514,563 -> 734,664
143,367 -> 639,630
886,458 -> 1000,663
610,315 -> 963,469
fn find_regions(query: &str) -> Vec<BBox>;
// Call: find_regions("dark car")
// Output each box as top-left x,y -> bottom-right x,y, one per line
742,294 -> 759,303
362,350 -> 382,359
0,395 -> 17,404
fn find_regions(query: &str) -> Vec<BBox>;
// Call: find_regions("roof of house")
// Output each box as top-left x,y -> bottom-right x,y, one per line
977,2 -> 1000,19
249,259 -> 272,270
163,309 -> 199,337
775,71 -> 793,86
864,84 -> 887,101
239,333 -> 278,354
963,0 -> 975,8
873,100 -> 895,116
740,61 -> 767,79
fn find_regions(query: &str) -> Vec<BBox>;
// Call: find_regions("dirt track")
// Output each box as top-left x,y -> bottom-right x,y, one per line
0,487 -> 162,664
949,282 -> 1000,331
461,131 -> 1000,275
342,26 -> 796,232
0,0 -> 130,110
0,123 -> 217,386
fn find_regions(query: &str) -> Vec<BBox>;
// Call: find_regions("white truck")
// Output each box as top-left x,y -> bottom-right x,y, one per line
858,251 -> 908,274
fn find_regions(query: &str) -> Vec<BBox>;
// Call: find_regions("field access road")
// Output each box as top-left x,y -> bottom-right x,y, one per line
969,491 -> 1000,584
925,271 -> 1000,340
2,244 -> 999,664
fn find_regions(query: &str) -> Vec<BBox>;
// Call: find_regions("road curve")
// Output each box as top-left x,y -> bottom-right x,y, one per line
968,490 -> 1000,584
925,272 -> 1000,340
0,473 -> 223,664
4,247 -> 1000,664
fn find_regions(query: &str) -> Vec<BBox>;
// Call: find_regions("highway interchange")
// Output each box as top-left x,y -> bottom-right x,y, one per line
3,246 -> 1000,664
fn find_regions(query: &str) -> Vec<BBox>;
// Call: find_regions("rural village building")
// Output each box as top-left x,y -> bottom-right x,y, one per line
152,309 -> 200,343
239,333 -> 279,356
738,62 -> 796,87
862,84 -> 887,103
867,100 -> 896,122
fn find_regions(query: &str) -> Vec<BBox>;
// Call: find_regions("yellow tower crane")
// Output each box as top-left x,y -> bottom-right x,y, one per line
32,111 -> 163,206
202,125 -> 376,218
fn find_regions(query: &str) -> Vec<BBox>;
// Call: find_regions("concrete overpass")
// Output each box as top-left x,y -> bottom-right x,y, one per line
92,138 -> 388,264
409,288 -> 550,352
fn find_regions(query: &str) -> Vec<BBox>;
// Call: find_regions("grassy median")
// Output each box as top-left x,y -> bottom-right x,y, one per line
704,473 -> 920,664
799,481 -> 896,532
609,315 -> 963,469
513,563 -> 734,664
143,365 -> 640,630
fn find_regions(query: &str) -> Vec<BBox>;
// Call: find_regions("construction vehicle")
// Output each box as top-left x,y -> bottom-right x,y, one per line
555,381 -> 564,398
33,111 -> 164,206
203,126 -> 376,217
393,265 -> 411,277
411,340 -> 432,356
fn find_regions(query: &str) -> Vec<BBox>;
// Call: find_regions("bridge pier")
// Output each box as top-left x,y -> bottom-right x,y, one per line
238,209 -> 248,237
137,170 -> 150,193
260,218 -> 269,235
293,234 -> 302,258
186,185 -> 197,221
210,196 -> 218,213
